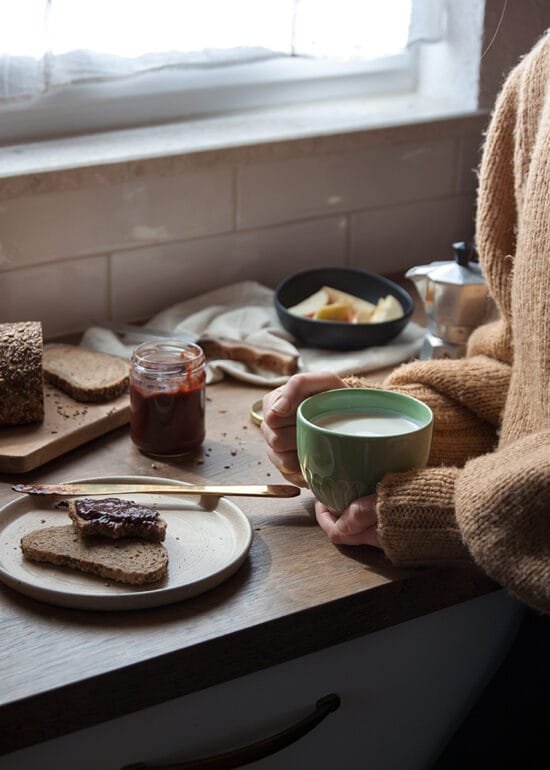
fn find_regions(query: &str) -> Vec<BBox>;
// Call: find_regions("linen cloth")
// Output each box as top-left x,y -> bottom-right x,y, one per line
82,281 -> 424,386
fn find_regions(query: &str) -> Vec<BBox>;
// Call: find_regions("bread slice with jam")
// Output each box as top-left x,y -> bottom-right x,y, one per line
67,497 -> 167,542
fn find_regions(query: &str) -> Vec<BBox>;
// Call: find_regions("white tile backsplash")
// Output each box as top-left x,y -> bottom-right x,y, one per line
0,170 -> 233,268
111,217 -> 347,322
350,195 -> 476,274
236,139 -> 457,230
1,256 -> 109,337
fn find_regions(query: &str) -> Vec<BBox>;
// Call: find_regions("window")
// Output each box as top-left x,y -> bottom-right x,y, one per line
0,0 -> 448,145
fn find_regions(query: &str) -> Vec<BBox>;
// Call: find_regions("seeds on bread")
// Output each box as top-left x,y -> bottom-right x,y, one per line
68,497 -> 167,542
43,344 -> 130,403
0,321 -> 44,425
21,525 -> 168,585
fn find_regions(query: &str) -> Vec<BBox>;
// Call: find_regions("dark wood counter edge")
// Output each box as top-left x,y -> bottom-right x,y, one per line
2,565 -> 496,756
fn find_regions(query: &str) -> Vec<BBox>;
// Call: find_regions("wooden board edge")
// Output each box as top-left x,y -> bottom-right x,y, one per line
0,407 -> 131,474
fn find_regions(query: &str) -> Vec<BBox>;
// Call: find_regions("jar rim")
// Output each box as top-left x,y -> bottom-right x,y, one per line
132,339 -> 205,375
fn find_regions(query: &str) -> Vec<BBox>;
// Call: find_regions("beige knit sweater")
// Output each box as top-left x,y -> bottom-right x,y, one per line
348,32 -> 550,614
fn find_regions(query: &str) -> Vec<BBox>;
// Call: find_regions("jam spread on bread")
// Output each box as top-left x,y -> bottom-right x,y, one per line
69,498 -> 167,541
75,497 -> 158,524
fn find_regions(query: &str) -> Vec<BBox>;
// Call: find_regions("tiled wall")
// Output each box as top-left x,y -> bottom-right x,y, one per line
0,115 -> 485,340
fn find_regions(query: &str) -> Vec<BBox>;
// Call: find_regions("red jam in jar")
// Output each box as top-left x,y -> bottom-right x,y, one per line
130,340 -> 206,456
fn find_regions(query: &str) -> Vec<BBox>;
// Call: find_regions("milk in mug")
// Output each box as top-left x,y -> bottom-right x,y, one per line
313,408 -> 422,437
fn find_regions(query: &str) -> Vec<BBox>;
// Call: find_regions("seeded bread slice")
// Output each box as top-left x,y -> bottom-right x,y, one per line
68,498 -> 167,542
0,321 -> 44,425
21,525 -> 168,585
43,344 -> 130,403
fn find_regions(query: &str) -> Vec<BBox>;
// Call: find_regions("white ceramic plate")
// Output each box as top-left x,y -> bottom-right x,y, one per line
0,475 -> 253,611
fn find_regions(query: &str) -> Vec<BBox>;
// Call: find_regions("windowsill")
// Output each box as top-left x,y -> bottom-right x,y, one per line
0,92 -> 488,195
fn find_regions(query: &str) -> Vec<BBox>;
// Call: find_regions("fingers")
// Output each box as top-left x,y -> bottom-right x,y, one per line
263,372 -> 346,429
265,446 -> 309,488
315,496 -> 381,548
260,422 -> 297,454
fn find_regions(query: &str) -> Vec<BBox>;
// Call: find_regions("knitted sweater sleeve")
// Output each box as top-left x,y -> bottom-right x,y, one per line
455,431 -> 550,614
376,430 -> 550,617
376,466 -> 468,566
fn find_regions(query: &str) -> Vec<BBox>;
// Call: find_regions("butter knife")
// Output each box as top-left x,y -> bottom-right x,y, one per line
96,321 -> 298,376
12,483 -> 300,498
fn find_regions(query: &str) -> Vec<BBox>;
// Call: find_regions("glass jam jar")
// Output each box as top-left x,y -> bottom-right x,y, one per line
129,340 -> 206,456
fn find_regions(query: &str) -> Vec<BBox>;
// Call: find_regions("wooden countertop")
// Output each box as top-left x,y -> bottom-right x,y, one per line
0,374 -> 496,756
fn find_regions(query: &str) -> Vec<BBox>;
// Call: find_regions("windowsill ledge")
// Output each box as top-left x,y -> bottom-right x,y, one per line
0,93 -> 488,199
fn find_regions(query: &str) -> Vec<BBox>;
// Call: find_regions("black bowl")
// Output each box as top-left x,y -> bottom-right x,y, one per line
275,267 -> 413,350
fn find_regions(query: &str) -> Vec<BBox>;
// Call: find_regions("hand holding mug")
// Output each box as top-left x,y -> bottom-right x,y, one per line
261,373 -> 347,487
315,495 -> 381,548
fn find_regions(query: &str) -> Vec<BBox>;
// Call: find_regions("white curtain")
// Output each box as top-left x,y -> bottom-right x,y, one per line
0,0 -> 446,102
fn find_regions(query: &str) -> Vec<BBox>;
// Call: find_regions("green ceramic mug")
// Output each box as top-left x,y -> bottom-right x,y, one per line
297,387 -> 433,514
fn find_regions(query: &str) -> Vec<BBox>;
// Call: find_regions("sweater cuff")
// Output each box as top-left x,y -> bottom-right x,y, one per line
377,467 -> 471,567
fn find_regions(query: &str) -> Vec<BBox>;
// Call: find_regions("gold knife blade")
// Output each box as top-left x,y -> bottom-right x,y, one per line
12,483 -> 300,498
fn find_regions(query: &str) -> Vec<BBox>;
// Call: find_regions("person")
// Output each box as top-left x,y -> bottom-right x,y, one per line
261,30 -> 550,616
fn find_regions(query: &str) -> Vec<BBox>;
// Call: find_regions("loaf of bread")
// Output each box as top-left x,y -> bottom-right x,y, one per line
20,525 -> 168,585
67,498 -> 167,542
0,321 -> 44,426
43,344 -> 130,403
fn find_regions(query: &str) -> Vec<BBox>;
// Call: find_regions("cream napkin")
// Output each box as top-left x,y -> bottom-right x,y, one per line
81,281 -> 424,386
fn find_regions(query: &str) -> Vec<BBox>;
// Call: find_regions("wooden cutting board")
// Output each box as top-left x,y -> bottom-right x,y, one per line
0,382 -> 130,474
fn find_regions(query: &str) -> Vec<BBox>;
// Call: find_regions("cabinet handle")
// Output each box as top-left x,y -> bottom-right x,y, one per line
122,692 -> 341,770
